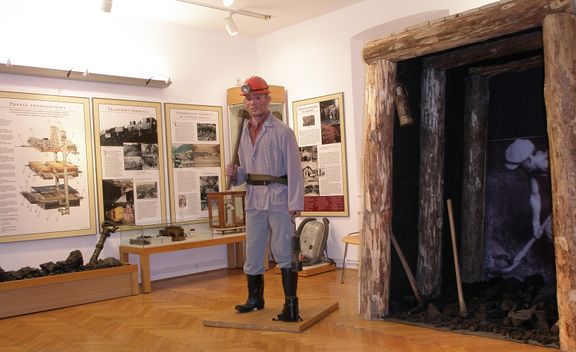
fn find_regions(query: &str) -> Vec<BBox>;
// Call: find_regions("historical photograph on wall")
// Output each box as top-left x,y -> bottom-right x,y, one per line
164,103 -> 224,223
92,98 -> 167,229
484,136 -> 554,283
0,91 -> 96,242
293,92 -> 348,216
483,69 -> 554,284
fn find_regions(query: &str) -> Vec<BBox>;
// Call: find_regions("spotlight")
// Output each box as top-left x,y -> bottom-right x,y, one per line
102,0 -> 113,13
393,84 -> 414,127
222,0 -> 234,7
1,57 -> 11,67
224,16 -> 238,36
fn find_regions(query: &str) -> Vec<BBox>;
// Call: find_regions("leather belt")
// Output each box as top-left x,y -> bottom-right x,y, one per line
246,173 -> 288,186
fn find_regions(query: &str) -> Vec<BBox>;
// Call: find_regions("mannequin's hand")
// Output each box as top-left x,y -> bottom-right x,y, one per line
225,163 -> 238,180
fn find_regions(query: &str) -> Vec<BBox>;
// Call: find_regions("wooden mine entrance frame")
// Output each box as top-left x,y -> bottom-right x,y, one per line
359,1 -> 576,351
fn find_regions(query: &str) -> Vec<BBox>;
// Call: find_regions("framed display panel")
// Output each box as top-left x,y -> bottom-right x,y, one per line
293,92 -> 349,216
92,98 -> 167,230
0,91 -> 96,243
164,103 -> 224,223
226,85 -> 286,191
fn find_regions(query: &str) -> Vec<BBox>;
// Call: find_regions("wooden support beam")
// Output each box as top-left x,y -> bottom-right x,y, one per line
423,30 -> 543,70
360,59 -> 395,319
416,68 -> 446,298
542,12 -> 576,352
460,74 -> 489,283
363,0 -> 575,63
469,55 -> 543,76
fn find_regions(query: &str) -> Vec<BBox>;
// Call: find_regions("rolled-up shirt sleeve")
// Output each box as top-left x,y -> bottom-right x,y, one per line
285,130 -> 304,212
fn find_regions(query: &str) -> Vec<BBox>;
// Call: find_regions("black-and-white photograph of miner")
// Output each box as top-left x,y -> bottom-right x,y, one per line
484,136 -> 554,283
199,175 -> 219,210
100,117 -> 158,146
197,123 -> 217,141
482,68 -> 556,284
300,145 -> 320,196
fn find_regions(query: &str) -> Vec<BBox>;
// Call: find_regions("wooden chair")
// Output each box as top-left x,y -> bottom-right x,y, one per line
340,232 -> 360,283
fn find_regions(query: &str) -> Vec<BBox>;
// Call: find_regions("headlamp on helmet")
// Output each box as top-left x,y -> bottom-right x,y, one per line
240,76 -> 270,95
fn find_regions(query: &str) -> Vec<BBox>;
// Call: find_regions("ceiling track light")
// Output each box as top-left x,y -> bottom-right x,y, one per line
102,0 -> 113,13
0,58 -> 171,88
177,0 -> 271,20
224,15 -> 238,36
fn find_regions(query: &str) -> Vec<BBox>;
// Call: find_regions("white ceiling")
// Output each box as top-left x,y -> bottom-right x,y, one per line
109,0 -> 366,37
3,0 -> 365,37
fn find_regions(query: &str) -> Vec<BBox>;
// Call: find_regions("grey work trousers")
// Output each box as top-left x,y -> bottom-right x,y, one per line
243,209 -> 294,275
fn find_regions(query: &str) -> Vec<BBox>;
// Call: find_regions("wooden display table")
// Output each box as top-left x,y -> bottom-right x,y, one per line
119,233 -> 245,293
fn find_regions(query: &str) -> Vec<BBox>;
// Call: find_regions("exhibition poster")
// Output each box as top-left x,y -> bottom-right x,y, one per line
92,98 -> 167,228
0,91 -> 96,242
164,103 -> 224,223
293,92 -> 349,216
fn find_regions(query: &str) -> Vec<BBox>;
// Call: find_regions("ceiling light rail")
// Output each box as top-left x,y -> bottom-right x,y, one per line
177,0 -> 271,21
0,60 -> 171,88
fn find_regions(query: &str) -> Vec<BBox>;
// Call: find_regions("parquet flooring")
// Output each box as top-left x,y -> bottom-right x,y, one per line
0,268 -> 554,352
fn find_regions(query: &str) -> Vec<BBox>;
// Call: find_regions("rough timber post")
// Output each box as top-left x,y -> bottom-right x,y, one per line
416,68 -> 446,298
542,12 -> 576,352
460,74 -> 489,283
360,59 -> 395,319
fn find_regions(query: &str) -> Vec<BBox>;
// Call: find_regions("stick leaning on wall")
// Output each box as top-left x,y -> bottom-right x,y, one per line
447,199 -> 467,316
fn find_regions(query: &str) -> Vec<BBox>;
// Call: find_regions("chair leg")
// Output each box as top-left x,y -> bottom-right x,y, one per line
341,243 -> 349,284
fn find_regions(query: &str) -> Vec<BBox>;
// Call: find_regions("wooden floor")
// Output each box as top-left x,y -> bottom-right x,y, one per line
0,268 -> 555,352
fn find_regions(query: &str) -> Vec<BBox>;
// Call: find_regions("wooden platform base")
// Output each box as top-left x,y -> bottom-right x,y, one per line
203,299 -> 338,333
273,262 -> 337,277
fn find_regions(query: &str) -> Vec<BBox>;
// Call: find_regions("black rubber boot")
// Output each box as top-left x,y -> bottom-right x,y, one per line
235,274 -> 265,313
275,268 -> 302,322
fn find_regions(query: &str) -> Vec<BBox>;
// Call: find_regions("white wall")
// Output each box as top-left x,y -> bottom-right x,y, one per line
0,0 -> 494,279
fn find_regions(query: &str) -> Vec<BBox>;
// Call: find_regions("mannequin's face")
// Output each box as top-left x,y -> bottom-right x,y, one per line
244,93 -> 270,121
522,150 -> 549,172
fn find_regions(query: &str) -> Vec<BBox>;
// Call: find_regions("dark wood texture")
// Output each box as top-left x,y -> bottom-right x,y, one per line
460,74 -> 489,283
363,0 -> 574,63
360,59 -> 395,319
542,12 -> 576,352
423,31 -> 543,69
468,55 -> 543,76
416,68 -> 446,298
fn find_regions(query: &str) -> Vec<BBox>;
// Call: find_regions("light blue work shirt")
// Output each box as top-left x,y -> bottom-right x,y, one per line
233,113 -> 304,213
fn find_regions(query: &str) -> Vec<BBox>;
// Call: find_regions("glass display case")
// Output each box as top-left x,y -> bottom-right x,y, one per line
119,221 -> 216,248
206,191 -> 246,232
